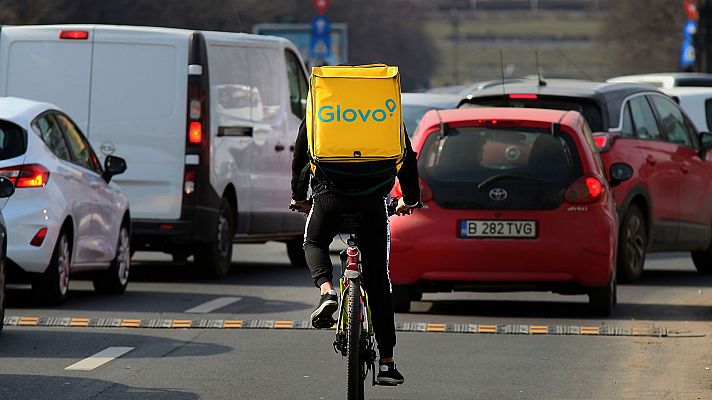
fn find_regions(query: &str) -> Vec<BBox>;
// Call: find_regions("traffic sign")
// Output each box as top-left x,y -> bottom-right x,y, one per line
681,38 -> 696,69
310,33 -> 332,59
685,20 -> 698,38
311,15 -> 331,36
312,0 -> 332,15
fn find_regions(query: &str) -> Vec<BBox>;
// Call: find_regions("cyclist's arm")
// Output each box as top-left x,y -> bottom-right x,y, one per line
291,119 -> 310,201
397,132 -> 421,207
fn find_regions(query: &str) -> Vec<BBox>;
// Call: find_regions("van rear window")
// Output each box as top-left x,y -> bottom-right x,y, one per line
419,126 -> 582,210
0,120 -> 27,160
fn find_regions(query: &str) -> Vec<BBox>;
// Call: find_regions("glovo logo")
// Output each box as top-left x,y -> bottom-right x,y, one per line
318,99 -> 397,123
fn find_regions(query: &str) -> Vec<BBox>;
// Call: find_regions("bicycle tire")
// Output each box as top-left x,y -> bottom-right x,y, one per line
346,278 -> 363,400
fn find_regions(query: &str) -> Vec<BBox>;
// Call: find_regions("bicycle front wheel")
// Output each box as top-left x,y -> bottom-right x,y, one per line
346,277 -> 363,400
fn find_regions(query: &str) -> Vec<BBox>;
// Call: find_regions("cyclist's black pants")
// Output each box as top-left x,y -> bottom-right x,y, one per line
304,192 -> 396,359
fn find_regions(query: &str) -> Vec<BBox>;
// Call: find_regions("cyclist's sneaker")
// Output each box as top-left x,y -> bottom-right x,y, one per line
310,290 -> 338,328
376,362 -> 405,386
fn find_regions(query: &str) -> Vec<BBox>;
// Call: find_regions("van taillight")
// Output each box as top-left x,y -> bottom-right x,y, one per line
184,169 -> 196,195
188,121 -> 202,144
565,176 -> 604,204
0,164 -> 50,188
59,30 -> 89,40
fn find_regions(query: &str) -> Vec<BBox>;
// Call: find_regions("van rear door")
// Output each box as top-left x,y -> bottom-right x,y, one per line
0,25 -> 93,133
89,27 -> 189,220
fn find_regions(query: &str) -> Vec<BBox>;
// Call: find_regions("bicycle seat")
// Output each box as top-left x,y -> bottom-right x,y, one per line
338,213 -> 366,233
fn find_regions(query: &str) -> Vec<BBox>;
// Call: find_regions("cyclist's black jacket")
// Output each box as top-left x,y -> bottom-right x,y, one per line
291,119 -> 420,205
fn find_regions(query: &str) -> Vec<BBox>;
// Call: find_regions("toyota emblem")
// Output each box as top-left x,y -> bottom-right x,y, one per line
489,188 -> 508,201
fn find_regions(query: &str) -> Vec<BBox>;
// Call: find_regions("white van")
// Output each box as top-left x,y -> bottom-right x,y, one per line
0,25 -> 311,277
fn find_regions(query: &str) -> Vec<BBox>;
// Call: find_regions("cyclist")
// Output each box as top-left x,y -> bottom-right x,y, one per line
291,118 -> 420,386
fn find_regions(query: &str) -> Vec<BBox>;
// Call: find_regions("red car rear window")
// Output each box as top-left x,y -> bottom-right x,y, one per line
419,126 -> 583,210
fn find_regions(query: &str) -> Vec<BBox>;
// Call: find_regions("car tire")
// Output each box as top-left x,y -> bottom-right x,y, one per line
617,205 -> 647,283
691,241 -> 712,274
286,239 -> 307,268
33,230 -> 71,305
588,273 -> 616,317
93,224 -> 130,295
392,285 -> 411,313
195,199 -> 234,279
0,251 -> 5,333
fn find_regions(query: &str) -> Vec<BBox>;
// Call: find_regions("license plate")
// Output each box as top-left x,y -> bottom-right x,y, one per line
459,220 -> 537,238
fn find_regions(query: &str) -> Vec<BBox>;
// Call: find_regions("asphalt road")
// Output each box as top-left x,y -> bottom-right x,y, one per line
1,243 -> 711,399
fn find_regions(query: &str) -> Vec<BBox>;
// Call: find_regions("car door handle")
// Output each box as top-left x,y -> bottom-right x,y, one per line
646,155 -> 657,166
681,162 -> 689,174
289,145 -> 295,152
275,144 -> 285,152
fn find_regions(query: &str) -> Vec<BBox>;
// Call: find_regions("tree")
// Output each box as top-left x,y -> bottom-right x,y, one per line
601,0 -> 687,75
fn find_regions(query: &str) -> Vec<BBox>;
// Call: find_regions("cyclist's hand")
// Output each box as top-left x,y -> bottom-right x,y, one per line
290,199 -> 312,214
394,197 -> 416,216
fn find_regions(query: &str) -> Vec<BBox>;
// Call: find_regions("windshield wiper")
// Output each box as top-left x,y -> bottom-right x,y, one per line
477,174 -> 544,191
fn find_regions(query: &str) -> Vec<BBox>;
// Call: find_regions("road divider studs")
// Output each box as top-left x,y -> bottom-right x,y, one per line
1,316 -> 671,338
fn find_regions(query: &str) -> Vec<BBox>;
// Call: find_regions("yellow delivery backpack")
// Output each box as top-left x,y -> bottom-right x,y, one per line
306,64 -> 406,196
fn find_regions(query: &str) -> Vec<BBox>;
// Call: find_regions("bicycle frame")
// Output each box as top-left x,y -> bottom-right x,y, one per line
333,233 -> 377,388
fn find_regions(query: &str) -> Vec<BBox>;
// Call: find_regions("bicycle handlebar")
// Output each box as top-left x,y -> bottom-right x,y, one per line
387,197 -> 422,217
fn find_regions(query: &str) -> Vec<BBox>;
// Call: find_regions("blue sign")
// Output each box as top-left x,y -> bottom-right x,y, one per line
309,33 -> 332,59
684,20 -> 698,39
681,38 -> 696,69
311,16 -> 331,36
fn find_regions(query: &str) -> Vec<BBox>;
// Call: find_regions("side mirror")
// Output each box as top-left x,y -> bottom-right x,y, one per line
699,132 -> 712,160
103,155 -> 127,183
0,176 -> 15,198
609,163 -> 633,187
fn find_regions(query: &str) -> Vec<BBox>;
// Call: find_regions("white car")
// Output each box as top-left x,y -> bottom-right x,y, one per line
663,87 -> 712,133
607,73 -> 712,89
0,97 -> 130,304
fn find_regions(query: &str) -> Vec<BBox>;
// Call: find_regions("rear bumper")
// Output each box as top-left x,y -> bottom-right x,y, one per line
388,207 -> 616,289
131,205 -> 219,251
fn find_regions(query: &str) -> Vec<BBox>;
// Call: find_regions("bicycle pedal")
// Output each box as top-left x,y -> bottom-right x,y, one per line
312,317 -> 336,329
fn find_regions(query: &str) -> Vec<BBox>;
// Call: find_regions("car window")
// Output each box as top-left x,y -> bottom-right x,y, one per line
649,95 -> 695,147
56,113 -> 102,173
419,125 -> 581,210
31,114 -> 72,162
621,103 -> 634,137
285,50 -> 307,119
0,120 -> 27,161
705,99 -> 712,132
460,96 -> 605,132
627,96 -> 661,140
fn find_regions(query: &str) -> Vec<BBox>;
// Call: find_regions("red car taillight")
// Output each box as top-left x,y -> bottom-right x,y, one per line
419,178 -> 433,203
565,176 -> 604,204
390,178 -> 433,203
592,132 -> 618,153
0,164 -> 50,188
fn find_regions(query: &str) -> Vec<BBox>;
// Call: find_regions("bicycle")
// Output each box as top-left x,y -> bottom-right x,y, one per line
308,197 -> 405,400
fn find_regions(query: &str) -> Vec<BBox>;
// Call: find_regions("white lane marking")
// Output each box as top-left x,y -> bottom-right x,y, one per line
185,296 -> 242,313
65,347 -> 134,371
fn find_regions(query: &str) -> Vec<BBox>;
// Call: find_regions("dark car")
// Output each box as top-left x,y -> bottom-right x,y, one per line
0,176 -> 15,332
460,79 -> 712,282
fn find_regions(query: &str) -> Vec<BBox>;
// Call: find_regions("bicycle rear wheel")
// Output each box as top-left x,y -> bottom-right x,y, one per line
346,278 -> 364,400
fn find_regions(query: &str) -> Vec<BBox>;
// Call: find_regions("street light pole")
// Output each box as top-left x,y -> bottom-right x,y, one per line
450,8 -> 460,84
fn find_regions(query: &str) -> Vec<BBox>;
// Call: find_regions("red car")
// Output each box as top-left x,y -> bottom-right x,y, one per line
389,108 -> 626,315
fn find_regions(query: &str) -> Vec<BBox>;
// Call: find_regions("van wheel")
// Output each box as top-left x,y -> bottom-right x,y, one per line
588,274 -> 616,317
93,225 -> 130,294
617,205 -> 647,283
195,199 -> 234,279
392,285 -> 411,313
33,230 -> 71,305
286,239 -> 307,268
